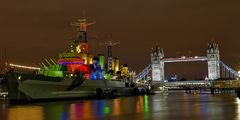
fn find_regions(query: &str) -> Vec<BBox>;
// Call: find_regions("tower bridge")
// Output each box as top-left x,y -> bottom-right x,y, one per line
134,42 -> 239,90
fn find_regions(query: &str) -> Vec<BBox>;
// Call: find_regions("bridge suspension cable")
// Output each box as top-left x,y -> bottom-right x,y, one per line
220,61 -> 238,78
133,64 -> 152,81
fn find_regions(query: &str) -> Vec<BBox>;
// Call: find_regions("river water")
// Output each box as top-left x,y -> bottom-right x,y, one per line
0,92 -> 239,120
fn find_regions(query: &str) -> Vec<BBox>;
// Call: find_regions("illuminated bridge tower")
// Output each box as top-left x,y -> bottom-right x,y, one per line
207,42 -> 220,80
151,46 -> 164,82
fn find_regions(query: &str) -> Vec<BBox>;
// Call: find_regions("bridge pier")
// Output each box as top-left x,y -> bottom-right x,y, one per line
185,87 -> 191,94
185,87 -> 204,94
210,88 -> 215,94
211,87 -> 238,95
149,81 -> 168,94
236,89 -> 240,97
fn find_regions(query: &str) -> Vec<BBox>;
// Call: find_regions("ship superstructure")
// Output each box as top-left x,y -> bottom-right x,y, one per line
38,18 -> 133,81
57,18 -> 94,79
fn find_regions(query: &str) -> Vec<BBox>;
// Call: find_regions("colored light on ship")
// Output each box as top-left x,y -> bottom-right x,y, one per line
59,61 -> 84,65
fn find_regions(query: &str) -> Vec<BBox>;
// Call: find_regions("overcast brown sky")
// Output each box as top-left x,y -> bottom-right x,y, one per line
1,0 -> 240,79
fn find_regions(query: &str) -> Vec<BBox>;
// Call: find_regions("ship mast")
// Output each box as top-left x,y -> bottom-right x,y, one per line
70,17 -> 95,54
103,41 -> 120,58
102,41 -> 120,71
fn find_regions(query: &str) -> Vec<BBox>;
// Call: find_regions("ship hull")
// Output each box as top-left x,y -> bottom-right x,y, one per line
5,72 -> 136,103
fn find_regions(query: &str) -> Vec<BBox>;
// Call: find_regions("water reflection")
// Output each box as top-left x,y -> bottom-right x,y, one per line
235,97 -> 240,120
113,98 -> 120,116
1,94 -> 240,120
8,106 -> 43,120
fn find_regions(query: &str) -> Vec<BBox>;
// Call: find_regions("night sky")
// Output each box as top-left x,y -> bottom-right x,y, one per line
1,0 -> 240,79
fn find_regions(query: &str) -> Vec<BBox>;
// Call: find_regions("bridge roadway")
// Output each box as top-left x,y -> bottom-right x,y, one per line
165,80 -> 212,89
163,79 -> 240,90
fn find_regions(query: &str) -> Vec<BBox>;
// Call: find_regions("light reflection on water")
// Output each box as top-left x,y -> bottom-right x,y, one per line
8,106 -> 43,120
0,93 -> 240,120
235,97 -> 240,120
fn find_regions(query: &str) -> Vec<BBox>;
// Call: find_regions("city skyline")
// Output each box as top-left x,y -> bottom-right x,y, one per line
1,0 -> 240,79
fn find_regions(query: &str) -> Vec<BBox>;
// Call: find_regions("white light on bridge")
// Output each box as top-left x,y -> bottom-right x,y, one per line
181,56 -> 186,59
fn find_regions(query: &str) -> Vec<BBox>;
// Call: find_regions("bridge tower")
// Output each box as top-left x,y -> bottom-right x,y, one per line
207,42 -> 220,80
151,46 -> 164,81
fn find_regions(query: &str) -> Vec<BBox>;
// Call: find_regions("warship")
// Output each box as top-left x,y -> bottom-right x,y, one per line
5,18 -> 141,103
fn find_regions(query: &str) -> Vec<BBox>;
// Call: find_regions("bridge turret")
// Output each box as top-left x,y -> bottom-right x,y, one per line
207,42 -> 220,80
151,46 -> 164,82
